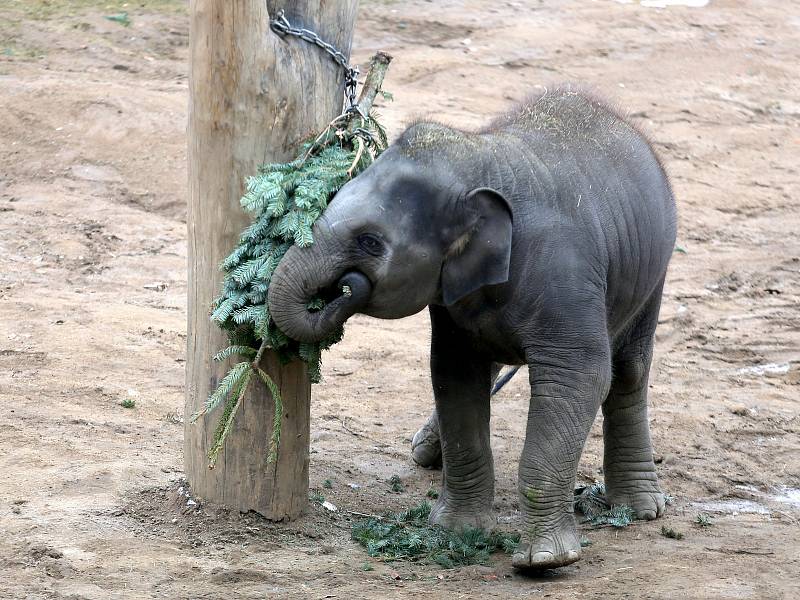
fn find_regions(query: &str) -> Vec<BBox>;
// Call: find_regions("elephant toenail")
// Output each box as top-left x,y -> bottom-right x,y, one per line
531,551 -> 555,564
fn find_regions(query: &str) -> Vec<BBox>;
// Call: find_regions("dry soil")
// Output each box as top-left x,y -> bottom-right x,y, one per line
1,1 -> 799,598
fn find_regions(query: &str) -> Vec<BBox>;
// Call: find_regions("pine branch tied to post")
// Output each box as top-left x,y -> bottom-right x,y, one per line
191,51 -> 393,468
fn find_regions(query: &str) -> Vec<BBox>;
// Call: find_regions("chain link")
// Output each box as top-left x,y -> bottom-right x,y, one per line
269,9 -> 360,109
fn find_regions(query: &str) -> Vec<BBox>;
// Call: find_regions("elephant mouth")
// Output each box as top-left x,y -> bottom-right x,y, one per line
269,266 -> 374,344
305,270 -> 372,339
316,270 -> 373,307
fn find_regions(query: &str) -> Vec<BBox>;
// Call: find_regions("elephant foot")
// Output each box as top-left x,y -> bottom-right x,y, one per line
429,498 -> 495,531
606,482 -> 666,521
512,519 -> 582,570
411,420 -> 442,469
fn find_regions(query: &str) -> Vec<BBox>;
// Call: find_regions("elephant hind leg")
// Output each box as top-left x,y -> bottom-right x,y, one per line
426,307 -> 499,530
411,411 -> 442,469
602,286 -> 666,520
411,363 -> 503,469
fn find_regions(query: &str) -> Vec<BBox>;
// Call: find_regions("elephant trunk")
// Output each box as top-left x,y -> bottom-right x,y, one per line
268,237 -> 372,344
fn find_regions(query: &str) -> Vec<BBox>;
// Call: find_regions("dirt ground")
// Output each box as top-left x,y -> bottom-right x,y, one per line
1,0 -> 799,598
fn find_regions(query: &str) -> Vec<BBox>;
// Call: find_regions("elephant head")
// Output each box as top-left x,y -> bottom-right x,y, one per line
267,144 -> 514,343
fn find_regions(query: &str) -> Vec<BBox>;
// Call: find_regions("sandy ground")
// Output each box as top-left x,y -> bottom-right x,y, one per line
1,0 -> 799,598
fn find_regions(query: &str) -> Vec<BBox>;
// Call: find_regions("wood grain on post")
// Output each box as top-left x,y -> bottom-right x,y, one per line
186,0 -> 358,520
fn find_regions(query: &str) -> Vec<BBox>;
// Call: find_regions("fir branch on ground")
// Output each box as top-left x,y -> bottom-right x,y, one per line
351,501 -> 519,569
660,525 -> 684,540
389,474 -> 404,493
695,513 -> 713,527
588,504 -> 636,528
573,482 -> 635,528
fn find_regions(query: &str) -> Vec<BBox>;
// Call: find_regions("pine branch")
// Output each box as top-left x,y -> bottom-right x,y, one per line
252,338 -> 269,368
256,368 -> 283,464
213,345 -> 257,362
192,361 -> 250,422
351,52 -> 393,121
198,52 -> 394,467
208,367 -> 253,468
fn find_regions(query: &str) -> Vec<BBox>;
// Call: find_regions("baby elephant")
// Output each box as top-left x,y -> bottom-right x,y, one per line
268,87 -> 677,569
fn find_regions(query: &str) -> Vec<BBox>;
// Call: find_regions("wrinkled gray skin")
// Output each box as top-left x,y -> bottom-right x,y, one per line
268,89 -> 677,569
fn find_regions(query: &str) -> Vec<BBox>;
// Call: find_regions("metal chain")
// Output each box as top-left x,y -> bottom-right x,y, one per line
269,9 -> 360,110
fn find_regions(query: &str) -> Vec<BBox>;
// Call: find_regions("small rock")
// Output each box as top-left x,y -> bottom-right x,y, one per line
143,282 -> 168,292
730,405 -> 756,417
30,546 -> 63,560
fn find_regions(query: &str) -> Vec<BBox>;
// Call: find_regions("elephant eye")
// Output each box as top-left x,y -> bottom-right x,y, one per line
357,233 -> 385,256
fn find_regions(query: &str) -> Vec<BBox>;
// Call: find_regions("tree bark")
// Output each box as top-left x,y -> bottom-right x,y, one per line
186,0 -> 358,520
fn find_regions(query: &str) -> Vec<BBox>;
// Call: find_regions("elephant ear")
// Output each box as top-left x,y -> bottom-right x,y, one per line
441,187 -> 513,306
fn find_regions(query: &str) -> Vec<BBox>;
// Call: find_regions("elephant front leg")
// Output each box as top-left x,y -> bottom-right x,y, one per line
427,306 -> 495,530
514,354 -> 611,570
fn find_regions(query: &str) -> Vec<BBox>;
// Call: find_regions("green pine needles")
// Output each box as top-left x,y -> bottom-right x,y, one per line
192,111 -> 389,468
574,482 -> 636,528
351,502 -> 520,568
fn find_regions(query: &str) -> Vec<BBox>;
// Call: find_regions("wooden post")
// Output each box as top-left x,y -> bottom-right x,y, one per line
185,0 -> 358,520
